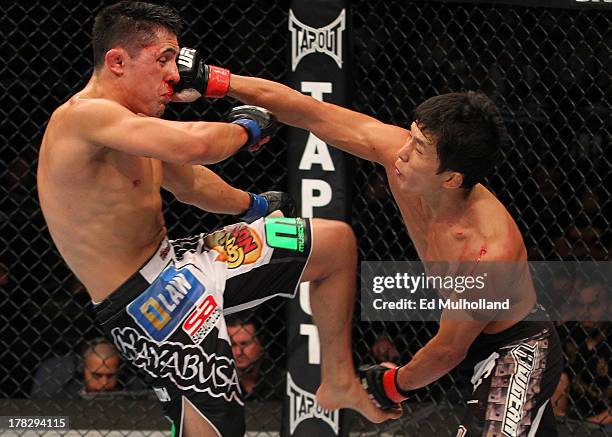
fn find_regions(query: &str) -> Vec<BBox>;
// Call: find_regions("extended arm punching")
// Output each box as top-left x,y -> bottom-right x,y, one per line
169,46 -> 408,165
228,75 -> 408,166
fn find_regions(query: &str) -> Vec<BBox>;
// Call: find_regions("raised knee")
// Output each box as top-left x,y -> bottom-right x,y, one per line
336,220 -> 356,244
323,220 -> 357,254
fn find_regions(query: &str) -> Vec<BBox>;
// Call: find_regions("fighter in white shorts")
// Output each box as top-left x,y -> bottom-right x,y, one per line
37,2 -> 400,435
95,216 -> 314,436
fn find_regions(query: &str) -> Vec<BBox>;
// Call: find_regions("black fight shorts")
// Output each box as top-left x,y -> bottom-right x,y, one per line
94,217 -> 312,437
457,315 -> 563,437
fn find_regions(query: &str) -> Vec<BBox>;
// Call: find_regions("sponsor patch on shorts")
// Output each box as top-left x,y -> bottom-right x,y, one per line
502,343 -> 538,436
126,266 -> 205,342
264,217 -> 307,253
181,294 -> 222,345
204,224 -> 263,268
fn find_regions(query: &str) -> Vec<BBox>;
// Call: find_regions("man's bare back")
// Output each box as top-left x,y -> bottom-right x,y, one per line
38,95 -> 166,302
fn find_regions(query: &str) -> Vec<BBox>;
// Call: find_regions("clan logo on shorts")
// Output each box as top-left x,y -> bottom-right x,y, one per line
205,224 -> 262,269
126,266 -> 205,342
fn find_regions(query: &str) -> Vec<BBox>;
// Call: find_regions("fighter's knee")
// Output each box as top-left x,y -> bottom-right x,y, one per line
331,220 -> 357,252
313,219 -> 357,255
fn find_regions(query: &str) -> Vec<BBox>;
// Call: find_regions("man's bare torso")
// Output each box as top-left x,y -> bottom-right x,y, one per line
385,168 -> 536,334
38,95 -> 166,302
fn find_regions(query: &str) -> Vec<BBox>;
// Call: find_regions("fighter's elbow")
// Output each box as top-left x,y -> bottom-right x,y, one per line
171,189 -> 195,205
435,344 -> 468,367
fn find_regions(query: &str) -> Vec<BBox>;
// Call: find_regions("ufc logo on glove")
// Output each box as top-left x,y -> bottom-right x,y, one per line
177,47 -> 196,68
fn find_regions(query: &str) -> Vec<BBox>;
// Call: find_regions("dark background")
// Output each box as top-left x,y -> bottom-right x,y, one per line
0,0 -> 609,435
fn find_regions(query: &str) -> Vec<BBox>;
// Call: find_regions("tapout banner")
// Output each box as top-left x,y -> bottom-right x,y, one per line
282,0 -> 351,435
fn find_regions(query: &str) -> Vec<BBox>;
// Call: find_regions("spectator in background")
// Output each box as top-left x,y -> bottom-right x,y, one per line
555,226 -> 605,261
553,278 -> 610,421
552,321 -> 611,427
31,337 -> 145,398
81,338 -> 120,394
370,335 -> 400,365
227,315 -> 283,401
557,277 -> 609,324
1,155 -> 39,222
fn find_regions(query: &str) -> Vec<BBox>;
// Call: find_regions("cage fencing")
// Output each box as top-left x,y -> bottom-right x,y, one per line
0,0 -> 610,435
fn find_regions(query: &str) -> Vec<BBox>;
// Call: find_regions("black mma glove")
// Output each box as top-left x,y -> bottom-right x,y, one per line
358,365 -> 410,411
173,47 -> 230,102
238,191 -> 296,223
227,105 -> 278,148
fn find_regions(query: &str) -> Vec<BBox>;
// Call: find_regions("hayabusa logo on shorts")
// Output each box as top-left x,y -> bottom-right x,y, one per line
289,9 -> 345,71
111,326 -> 243,405
287,373 -> 338,434
502,343 -> 538,437
127,266 -> 205,342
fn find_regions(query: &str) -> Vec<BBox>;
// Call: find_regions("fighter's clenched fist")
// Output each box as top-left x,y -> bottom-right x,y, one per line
173,47 -> 230,102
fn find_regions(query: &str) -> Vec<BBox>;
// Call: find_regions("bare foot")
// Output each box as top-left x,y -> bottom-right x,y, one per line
316,378 -> 403,423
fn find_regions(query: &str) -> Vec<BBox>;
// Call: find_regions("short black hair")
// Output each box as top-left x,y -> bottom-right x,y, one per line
414,91 -> 508,189
92,1 -> 183,68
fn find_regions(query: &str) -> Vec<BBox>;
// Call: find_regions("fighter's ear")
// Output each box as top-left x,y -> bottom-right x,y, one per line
105,48 -> 127,75
442,171 -> 463,189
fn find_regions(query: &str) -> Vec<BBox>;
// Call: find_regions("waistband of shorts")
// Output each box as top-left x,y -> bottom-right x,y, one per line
94,237 -> 174,324
469,304 -> 554,353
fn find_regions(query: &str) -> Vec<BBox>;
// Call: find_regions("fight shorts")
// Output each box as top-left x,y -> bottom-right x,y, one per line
94,217 -> 312,437
456,306 -> 563,437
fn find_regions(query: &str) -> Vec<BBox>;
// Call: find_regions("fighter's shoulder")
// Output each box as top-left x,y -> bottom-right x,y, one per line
66,97 -> 132,121
476,213 -> 524,261
376,124 -> 409,166
470,189 -> 521,257
51,98 -> 134,142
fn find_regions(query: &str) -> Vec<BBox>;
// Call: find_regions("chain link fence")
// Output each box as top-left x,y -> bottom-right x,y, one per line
1,0 -> 610,436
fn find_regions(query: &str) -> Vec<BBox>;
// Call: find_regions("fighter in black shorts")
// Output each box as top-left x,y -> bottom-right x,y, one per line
96,216 -> 313,436
456,306 -> 563,436
216,70 -> 566,435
